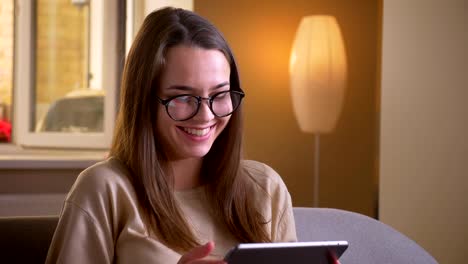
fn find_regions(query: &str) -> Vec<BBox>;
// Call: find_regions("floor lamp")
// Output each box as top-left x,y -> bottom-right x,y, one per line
289,15 -> 347,207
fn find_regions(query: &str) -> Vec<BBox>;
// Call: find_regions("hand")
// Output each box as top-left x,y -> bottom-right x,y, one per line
178,241 -> 226,264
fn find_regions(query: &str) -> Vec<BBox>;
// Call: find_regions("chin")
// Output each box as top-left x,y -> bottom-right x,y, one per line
181,146 -> 212,159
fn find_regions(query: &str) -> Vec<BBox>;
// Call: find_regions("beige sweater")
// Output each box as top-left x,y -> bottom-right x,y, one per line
46,158 -> 297,263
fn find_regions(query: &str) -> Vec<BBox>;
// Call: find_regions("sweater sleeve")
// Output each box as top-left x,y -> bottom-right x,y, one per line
243,160 -> 298,242
45,201 -> 113,264
45,160 -> 121,264
275,189 -> 297,242
261,162 -> 297,242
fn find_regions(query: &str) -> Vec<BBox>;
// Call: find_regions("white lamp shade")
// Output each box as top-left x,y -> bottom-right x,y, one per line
289,16 -> 347,133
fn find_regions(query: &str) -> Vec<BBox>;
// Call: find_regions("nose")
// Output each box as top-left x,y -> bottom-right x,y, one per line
193,98 -> 214,121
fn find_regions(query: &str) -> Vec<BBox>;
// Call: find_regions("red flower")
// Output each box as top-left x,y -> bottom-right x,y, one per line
0,119 -> 12,142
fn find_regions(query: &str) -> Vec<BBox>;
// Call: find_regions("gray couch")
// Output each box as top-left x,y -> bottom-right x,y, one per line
0,207 -> 438,263
294,207 -> 438,263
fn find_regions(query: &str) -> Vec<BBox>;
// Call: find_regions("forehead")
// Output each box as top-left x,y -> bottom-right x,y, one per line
159,45 -> 230,91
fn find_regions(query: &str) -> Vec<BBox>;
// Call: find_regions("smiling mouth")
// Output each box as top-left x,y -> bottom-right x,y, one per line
179,125 -> 214,137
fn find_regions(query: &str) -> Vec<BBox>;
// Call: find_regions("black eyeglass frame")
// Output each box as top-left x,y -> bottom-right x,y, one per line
156,90 -> 245,121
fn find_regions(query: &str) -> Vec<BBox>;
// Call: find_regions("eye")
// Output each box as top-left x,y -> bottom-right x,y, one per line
214,90 -> 228,97
174,95 -> 191,103
213,91 -> 231,101
217,93 -> 227,98
168,95 -> 198,107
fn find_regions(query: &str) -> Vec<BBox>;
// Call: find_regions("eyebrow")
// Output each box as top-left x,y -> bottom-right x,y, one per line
165,81 -> 230,92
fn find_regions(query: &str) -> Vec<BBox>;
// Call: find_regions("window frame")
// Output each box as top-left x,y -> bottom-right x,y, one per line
13,0 -> 121,149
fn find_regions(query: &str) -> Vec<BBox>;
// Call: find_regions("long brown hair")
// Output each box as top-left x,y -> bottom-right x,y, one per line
110,7 -> 270,253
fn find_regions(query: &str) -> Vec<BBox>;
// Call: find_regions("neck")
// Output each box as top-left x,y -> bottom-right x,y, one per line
168,158 -> 203,191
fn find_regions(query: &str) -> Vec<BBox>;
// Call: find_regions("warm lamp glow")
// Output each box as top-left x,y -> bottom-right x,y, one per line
289,15 -> 347,133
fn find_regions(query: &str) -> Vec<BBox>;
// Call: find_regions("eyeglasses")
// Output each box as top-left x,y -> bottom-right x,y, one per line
156,90 -> 245,121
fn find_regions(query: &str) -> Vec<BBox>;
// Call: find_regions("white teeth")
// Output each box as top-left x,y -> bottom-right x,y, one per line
183,127 -> 210,137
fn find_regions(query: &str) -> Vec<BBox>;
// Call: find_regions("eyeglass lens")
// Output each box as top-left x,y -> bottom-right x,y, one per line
166,91 -> 242,121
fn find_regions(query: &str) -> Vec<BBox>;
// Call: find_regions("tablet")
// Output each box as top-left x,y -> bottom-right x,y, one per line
224,241 -> 348,264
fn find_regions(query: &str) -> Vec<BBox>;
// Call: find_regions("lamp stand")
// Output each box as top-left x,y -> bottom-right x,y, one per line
313,134 -> 320,207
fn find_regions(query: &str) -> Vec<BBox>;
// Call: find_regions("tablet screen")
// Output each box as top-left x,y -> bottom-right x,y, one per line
224,241 -> 348,264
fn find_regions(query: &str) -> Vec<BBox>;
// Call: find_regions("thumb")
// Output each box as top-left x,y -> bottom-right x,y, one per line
178,242 -> 215,263
327,251 -> 340,264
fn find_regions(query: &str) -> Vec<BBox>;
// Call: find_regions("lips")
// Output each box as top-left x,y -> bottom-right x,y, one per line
179,125 -> 214,137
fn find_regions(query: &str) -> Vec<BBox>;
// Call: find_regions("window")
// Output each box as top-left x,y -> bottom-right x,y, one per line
13,0 -> 123,149
1,0 -> 192,151
0,1 -> 14,143
33,1 -> 96,133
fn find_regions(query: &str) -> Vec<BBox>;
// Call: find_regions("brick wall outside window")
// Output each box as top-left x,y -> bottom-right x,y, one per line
0,1 -> 13,120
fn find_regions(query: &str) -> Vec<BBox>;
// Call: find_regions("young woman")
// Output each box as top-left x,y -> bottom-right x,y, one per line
46,7 -> 296,263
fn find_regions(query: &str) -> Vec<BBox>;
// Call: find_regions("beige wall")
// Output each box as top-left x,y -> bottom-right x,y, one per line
379,0 -> 468,263
195,0 -> 379,216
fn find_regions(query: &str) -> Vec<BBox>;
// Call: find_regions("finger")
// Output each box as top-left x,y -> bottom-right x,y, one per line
326,250 -> 340,264
178,242 -> 215,263
188,260 -> 226,264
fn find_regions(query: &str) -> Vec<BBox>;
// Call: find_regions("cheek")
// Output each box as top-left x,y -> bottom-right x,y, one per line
155,107 -> 173,138
155,110 -> 164,132
217,116 -> 231,134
